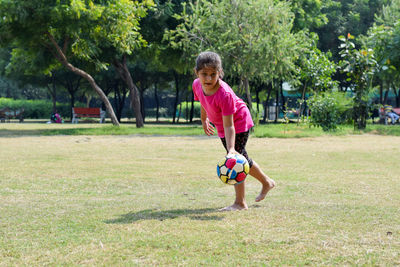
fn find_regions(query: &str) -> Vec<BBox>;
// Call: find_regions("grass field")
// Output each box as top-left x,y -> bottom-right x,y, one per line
0,123 -> 399,265
1,120 -> 400,138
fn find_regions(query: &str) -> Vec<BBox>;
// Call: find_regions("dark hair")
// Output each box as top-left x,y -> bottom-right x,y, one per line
195,51 -> 224,78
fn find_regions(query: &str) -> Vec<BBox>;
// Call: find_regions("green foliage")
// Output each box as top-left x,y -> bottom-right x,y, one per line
94,0 -> 155,57
315,0 -> 388,62
308,91 -> 352,131
296,33 -> 338,92
179,101 -> 201,119
364,0 -> 400,90
0,0 -> 154,70
290,0 -> 329,32
339,34 -> 376,130
0,97 -> 70,119
249,102 -> 264,126
166,0 -> 300,86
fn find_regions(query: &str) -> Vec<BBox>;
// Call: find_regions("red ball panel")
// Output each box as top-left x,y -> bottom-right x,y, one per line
225,158 -> 236,169
236,172 -> 247,182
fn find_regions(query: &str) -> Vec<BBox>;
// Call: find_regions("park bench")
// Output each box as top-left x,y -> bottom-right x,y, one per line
379,107 -> 400,125
0,107 -> 24,123
71,107 -> 106,123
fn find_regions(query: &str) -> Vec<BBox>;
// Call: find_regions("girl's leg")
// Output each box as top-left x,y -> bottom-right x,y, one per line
219,182 -> 248,211
233,132 -> 275,202
219,131 -> 275,209
249,161 -> 276,202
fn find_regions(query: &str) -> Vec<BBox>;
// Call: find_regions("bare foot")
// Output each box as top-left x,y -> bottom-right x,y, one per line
218,203 -> 248,212
255,178 -> 276,202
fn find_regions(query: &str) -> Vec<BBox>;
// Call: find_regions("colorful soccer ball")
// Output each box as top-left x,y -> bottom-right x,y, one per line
216,154 -> 250,185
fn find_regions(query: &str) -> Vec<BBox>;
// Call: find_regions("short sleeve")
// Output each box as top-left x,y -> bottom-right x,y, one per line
221,91 -> 236,116
192,79 -> 200,101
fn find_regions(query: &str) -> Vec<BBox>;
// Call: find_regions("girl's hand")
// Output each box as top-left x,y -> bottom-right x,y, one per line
227,149 -> 239,155
202,118 -> 215,136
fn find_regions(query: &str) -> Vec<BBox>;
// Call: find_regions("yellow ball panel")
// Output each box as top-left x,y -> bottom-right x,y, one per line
220,175 -> 229,183
244,163 -> 250,174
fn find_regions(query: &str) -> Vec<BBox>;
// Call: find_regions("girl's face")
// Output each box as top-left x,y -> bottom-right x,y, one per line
196,66 -> 220,92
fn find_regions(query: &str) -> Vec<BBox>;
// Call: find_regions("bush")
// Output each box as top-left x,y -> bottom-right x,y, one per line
0,98 -> 71,119
308,92 -> 352,131
179,101 -> 201,119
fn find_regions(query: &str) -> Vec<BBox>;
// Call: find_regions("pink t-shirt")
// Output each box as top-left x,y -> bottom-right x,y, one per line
193,78 -> 254,138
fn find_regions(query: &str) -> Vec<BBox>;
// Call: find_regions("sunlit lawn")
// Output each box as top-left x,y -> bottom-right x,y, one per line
0,123 -> 399,265
1,119 -> 400,138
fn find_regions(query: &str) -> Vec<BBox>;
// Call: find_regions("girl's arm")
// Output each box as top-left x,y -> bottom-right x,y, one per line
223,114 -> 237,155
201,105 -> 215,136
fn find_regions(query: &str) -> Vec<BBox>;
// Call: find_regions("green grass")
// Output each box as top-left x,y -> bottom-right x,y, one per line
0,123 -> 399,265
1,120 -> 400,138
0,123 -> 205,137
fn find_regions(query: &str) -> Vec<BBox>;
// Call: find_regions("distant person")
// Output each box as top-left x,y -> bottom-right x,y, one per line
50,112 -> 62,123
384,104 -> 399,125
192,51 -> 275,211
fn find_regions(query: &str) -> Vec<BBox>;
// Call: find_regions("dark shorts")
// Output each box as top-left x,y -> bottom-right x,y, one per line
220,131 -> 253,167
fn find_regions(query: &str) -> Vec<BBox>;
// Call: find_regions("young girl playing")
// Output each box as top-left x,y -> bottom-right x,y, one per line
193,51 -> 276,211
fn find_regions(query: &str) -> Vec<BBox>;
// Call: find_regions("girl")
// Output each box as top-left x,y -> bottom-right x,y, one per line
193,51 -> 275,211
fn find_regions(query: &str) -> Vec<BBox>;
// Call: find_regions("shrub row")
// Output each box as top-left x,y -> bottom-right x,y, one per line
0,98 -> 71,119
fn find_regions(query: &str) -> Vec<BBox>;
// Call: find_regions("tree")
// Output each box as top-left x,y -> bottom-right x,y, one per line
339,34 -> 376,130
364,0 -> 400,106
295,33 -> 338,120
98,0 -> 155,127
290,0 -> 329,32
166,0 -> 300,112
0,47 -> 50,100
315,0 -> 389,61
143,0 -> 193,124
0,0 -> 154,126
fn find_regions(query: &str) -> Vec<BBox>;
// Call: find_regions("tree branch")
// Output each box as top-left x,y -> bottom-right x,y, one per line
63,36 -> 70,57
46,32 -> 68,64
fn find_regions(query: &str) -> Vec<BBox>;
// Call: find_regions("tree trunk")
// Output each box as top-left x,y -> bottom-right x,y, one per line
353,87 -> 367,130
113,80 -> 127,122
173,71 -> 180,124
63,77 -> 80,120
297,81 -> 307,124
47,33 -> 119,126
275,86 -> 279,123
70,92 -> 75,120
113,56 -> 143,127
154,81 -> 160,122
5,80 -> 11,98
177,102 -> 183,123
86,95 -> 92,108
398,89 -> 400,107
185,95 -> 189,122
244,77 -> 252,109
262,83 -> 272,123
190,91 -> 194,123
256,86 -> 260,114
139,87 -> 146,123
383,88 -> 389,104
280,81 -> 286,114
46,75 -> 57,113
392,83 -> 399,107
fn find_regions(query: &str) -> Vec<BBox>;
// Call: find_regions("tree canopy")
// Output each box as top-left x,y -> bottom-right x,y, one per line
0,0 -> 154,126
166,0 -> 301,108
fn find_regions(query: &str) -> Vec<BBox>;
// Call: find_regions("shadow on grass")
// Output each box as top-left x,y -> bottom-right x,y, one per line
105,208 -> 224,224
